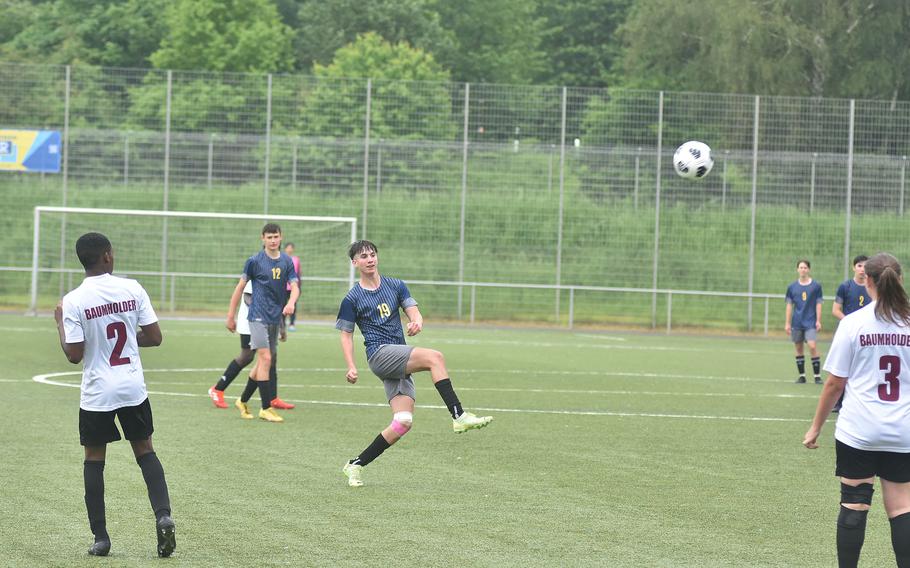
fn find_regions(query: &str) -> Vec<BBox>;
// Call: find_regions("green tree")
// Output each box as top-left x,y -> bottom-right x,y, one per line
294,0 -> 453,72
434,0 -> 546,84
303,32 -> 453,139
0,0 -> 166,68
535,0 -> 633,88
150,0 -> 294,72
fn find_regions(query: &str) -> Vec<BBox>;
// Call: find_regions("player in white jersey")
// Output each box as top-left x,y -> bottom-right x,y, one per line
803,253 -> 910,568
54,233 -> 176,558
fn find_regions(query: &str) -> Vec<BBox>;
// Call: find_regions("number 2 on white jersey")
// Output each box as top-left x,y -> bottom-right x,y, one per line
106,321 -> 130,367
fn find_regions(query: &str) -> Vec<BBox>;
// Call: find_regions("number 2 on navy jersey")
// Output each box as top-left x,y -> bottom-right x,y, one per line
106,321 -> 130,367
879,355 -> 901,401
377,303 -> 391,318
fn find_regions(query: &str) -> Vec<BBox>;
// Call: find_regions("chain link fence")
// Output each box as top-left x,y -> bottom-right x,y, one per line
2,62 -> 910,331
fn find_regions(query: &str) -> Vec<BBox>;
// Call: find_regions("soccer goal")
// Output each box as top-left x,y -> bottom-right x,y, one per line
29,206 -> 357,316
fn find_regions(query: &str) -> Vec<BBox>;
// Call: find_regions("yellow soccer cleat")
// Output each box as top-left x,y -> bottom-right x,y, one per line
258,407 -> 284,423
453,411 -> 493,434
343,463 -> 364,487
234,398 -> 253,420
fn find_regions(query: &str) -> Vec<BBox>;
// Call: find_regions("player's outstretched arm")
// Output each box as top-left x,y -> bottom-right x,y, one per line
404,305 -> 423,336
340,331 -> 358,383
226,277 -> 246,332
137,322 -> 162,347
54,301 -> 84,364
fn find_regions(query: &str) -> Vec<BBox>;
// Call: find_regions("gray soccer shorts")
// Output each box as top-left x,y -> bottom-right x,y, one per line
249,320 -> 279,352
368,344 -> 416,401
791,327 -> 817,343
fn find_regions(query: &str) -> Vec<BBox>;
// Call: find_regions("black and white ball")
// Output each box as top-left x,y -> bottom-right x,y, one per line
673,141 -> 714,179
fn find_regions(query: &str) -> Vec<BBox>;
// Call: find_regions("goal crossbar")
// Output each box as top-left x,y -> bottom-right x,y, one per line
30,206 -> 358,314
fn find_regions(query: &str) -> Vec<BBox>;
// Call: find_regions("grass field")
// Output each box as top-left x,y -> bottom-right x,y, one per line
0,313 -> 899,567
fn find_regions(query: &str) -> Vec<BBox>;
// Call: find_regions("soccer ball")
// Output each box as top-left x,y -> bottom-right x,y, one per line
673,141 -> 714,179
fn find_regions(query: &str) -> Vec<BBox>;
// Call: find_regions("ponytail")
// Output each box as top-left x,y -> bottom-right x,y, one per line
865,253 -> 910,325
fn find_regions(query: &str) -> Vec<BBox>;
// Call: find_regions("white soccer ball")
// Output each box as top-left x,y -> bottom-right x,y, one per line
673,141 -> 714,179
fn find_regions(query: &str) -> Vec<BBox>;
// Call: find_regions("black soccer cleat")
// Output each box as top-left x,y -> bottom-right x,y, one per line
156,515 -> 176,558
814,376 -> 823,385
88,538 -> 111,556
794,376 -> 806,384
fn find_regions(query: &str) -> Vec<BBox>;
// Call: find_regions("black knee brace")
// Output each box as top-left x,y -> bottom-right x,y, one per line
841,482 -> 874,506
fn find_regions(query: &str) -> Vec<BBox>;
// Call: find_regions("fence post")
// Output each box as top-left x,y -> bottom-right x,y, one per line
263,73 -> 272,214
458,83 -> 470,318
810,152 -> 817,214
763,296 -> 769,336
651,92 -> 664,328
361,78 -> 372,238
568,287 -> 575,330
901,156 -> 907,217
470,284 -> 476,324
843,100 -> 855,281
58,65 -> 72,299
160,69 -> 172,307
555,86 -> 567,322
291,139 -> 298,190
123,133 -> 129,186
375,138 -> 383,194
721,150 -> 729,210
207,133 -> 214,190
666,291 -> 672,334
747,95 -> 760,331
634,147 -> 641,209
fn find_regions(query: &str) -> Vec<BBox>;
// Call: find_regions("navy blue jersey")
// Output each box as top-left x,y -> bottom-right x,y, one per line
835,278 -> 869,316
335,276 -> 418,359
242,251 -> 298,324
786,279 -> 823,330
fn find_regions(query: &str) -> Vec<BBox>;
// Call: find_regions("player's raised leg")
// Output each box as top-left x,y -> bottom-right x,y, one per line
405,347 -> 492,433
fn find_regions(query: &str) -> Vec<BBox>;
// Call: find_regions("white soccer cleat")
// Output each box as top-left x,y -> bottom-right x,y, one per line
453,411 -> 493,434
343,463 -> 364,487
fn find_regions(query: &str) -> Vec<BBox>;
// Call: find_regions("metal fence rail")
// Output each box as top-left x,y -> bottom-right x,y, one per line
2,62 -> 910,332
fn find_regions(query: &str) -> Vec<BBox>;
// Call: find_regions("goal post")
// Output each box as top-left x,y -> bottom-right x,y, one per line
30,206 -> 357,316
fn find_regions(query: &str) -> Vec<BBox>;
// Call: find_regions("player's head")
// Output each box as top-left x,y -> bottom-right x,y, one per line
796,259 -> 810,277
864,253 -> 910,325
797,259 -> 810,269
261,223 -> 282,251
348,240 -> 378,260
284,242 -> 295,254
75,232 -> 113,271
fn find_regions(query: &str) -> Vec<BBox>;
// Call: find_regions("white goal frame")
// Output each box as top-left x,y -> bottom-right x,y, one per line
29,206 -> 358,314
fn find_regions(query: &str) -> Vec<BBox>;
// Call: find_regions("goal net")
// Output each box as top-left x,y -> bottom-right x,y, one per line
29,206 -> 357,317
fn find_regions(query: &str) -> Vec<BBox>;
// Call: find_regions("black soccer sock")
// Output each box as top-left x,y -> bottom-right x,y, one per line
240,377 -> 258,403
216,360 -> 244,391
812,357 -> 821,377
269,352 -> 278,399
259,379 -> 272,410
136,452 -> 171,522
434,378 -> 463,418
837,505 -> 868,568
796,356 -> 806,377
349,433 -> 392,467
83,460 -> 108,541
890,512 -> 910,568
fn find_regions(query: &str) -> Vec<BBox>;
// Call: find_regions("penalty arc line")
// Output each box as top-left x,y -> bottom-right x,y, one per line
32,369 -> 808,423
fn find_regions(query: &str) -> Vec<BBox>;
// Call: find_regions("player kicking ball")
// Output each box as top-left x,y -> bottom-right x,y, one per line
336,240 -> 492,487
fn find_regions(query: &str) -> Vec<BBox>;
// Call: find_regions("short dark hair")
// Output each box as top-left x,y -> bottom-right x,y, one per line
262,223 -> 281,235
348,240 -> 378,260
797,259 -> 811,268
284,242 -> 295,249
75,232 -> 112,269
853,255 -> 869,266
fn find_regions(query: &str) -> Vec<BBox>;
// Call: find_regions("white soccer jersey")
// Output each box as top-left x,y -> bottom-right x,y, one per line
236,280 -> 253,335
825,301 -> 910,452
61,273 -> 158,412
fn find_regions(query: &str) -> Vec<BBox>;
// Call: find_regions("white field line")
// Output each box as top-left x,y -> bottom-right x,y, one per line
32,369 -> 811,423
